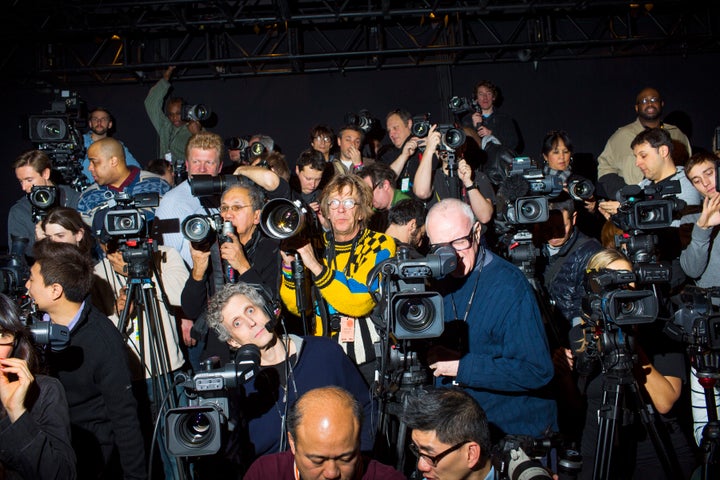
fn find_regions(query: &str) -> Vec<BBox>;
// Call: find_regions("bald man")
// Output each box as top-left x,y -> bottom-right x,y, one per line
77,137 -> 170,226
244,387 -> 405,480
597,86 -> 691,199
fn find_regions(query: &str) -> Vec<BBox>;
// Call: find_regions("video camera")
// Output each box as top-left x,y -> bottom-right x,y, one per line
344,110 -> 377,134
496,157 -> 563,226
583,269 -> 659,326
27,90 -> 89,191
612,181 -> 686,232
181,103 -> 211,122
666,286 -> 720,355
100,192 -> 159,239
0,237 -> 31,303
370,246 -> 456,340
164,345 -> 261,456
181,214 -> 233,252
410,114 -> 466,152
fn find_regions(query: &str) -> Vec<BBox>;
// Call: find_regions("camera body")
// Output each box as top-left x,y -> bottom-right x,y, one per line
101,192 -> 159,239
410,114 -> 466,152
448,96 -> 481,116
181,103 -> 211,122
27,90 -> 88,191
28,185 -> 59,223
567,175 -> 595,201
583,269 -> 658,326
612,181 -> 685,232
666,286 -> 720,353
181,214 -> 233,252
372,246 -> 456,340
344,110 -> 377,133
165,346 -> 261,456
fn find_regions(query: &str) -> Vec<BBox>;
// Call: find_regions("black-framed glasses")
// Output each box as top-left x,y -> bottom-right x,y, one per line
328,198 -> 357,210
409,440 -> 469,467
0,331 -> 16,346
429,223 -> 477,253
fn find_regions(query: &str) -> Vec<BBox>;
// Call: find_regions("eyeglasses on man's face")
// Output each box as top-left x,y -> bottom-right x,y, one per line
637,96 -> 661,105
429,224 -> 477,253
409,440 -> 470,468
328,198 -> 357,210
220,204 -> 253,214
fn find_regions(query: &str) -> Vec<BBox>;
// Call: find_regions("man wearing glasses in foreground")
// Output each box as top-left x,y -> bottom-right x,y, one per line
425,198 -> 557,440
404,387 -> 494,480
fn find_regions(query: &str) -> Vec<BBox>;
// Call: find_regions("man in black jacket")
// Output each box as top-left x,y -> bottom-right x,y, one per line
26,240 -> 147,480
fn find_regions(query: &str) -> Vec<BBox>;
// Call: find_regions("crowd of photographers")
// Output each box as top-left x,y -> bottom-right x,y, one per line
1,74 -> 719,480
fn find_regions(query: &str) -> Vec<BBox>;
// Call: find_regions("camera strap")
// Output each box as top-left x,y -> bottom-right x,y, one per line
450,247 -> 486,323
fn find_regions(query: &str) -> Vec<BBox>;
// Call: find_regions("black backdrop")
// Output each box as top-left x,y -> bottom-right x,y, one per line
2,53 -> 718,251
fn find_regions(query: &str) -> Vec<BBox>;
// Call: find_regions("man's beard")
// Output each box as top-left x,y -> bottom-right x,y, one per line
638,107 -> 662,122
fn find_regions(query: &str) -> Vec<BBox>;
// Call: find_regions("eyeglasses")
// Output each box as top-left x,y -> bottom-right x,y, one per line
429,224 -> 477,253
0,331 -> 16,346
637,97 -> 661,105
314,135 -> 332,143
328,198 -> 357,210
219,204 -> 253,214
409,441 -> 469,467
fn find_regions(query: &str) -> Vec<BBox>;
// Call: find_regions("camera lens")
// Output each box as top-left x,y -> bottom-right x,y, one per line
178,412 -> 214,447
182,215 -> 212,242
519,199 -> 543,222
443,128 -> 466,149
267,207 -> 300,238
397,297 -> 435,332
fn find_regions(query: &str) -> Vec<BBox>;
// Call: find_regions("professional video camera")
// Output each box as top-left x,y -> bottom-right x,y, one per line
165,345 -> 261,456
496,157 -> 563,227
665,286 -> 720,363
181,103 -> 211,122
344,109 -> 377,133
448,96 -> 481,116
493,434 -> 581,480
370,246 -> 456,340
612,182 -> 686,233
20,304 -> 71,353
181,214 -> 233,252
583,269 -> 659,327
410,114 -> 466,152
27,89 -> 89,191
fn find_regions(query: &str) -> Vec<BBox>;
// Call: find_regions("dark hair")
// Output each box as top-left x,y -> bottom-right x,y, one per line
541,130 -> 574,158
0,294 -> 38,373
309,125 -> 334,143
548,191 -> 576,216
32,239 -> 94,303
685,151 -> 719,176
12,150 -> 52,172
337,124 -> 365,143
147,158 -> 173,177
388,199 -> 426,228
386,108 -> 412,123
474,80 -> 498,100
287,386 -> 362,438
265,151 -> 290,182
358,162 -> 397,189
630,127 -> 673,151
41,207 -> 95,256
404,387 -> 491,464
296,149 -> 327,172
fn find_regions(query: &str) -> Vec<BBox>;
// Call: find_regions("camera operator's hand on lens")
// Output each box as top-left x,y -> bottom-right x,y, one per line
308,201 -> 320,213
697,193 -> 720,229
220,231 -> 249,272
424,125 -> 441,157
598,200 -> 620,220
402,138 -> 419,158
458,159 -> 473,186
584,197 -> 597,214
187,120 -> 202,135
189,244 -> 211,281
107,250 -> 128,276
0,357 -> 34,422
163,65 -> 175,81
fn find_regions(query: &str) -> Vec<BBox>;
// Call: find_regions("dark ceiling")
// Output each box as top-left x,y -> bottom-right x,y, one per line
3,0 -> 719,86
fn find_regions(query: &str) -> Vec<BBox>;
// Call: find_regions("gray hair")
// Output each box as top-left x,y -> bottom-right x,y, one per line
207,283 -> 270,343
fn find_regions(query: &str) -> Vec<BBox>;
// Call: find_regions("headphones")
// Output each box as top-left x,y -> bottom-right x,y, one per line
248,283 -> 282,332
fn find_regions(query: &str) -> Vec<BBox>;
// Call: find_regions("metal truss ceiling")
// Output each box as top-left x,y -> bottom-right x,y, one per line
3,0 -> 719,86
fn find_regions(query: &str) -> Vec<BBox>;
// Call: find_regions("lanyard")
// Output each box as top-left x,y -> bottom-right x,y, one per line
450,247 -> 486,323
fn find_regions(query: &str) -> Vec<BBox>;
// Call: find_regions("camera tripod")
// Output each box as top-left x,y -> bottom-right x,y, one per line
117,245 -> 189,480
592,333 -> 684,480
690,347 -> 720,480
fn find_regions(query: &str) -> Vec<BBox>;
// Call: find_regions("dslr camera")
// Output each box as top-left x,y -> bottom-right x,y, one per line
28,186 -> 60,223
181,103 -> 211,122
344,110 -> 377,133
181,214 -> 233,252
410,114 -> 466,151
448,96 -> 481,116
164,345 -> 260,456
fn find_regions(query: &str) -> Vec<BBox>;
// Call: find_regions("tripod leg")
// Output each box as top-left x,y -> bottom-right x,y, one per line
593,375 -> 622,480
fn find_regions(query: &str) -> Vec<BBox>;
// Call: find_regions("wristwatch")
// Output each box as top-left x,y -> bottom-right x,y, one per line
465,183 -> 478,192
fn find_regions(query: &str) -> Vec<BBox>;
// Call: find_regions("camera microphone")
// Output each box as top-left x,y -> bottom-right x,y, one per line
497,174 -> 530,203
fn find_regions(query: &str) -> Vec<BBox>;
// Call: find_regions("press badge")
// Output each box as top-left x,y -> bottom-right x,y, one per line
340,316 -> 355,343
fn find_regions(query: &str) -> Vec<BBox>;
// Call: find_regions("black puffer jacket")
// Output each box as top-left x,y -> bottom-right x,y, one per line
541,229 -> 602,325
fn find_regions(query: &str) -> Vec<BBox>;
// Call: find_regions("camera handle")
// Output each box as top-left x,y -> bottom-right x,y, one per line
445,151 -> 461,201
592,358 -> 684,480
